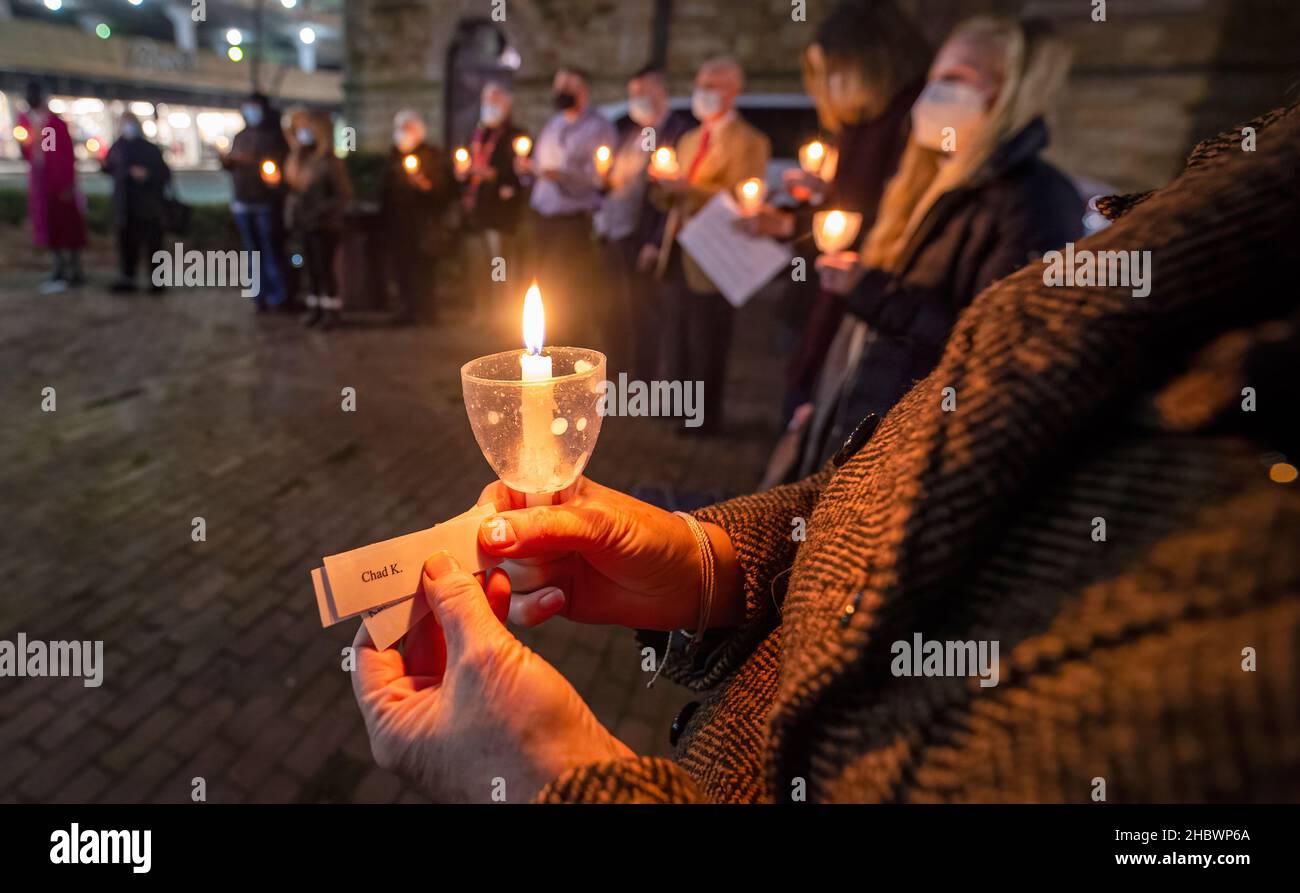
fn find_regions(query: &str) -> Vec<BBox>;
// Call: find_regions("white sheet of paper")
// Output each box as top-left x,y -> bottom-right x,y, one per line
676,192 -> 793,308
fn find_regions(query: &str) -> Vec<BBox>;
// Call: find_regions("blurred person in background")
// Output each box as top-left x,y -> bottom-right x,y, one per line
285,109 -> 353,331
457,83 -> 529,331
759,0 -> 930,430
593,65 -> 693,380
801,16 -> 1083,477
382,109 -> 453,325
102,112 -> 171,295
221,93 -> 289,312
517,66 -> 616,347
650,57 -> 770,435
16,82 -> 87,293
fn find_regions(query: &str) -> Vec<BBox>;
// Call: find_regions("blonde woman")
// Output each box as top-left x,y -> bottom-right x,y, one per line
285,108 -> 352,330
804,16 -> 1084,475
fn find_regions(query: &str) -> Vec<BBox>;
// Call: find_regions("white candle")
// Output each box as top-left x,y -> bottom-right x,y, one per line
736,177 -> 765,216
798,140 -> 827,175
519,283 -> 556,499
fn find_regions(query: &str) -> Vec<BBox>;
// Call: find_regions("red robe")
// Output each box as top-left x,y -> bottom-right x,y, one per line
18,110 -> 88,250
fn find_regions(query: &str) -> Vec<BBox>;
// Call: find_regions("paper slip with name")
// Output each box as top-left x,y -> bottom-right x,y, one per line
676,191 -> 793,308
310,503 -> 499,650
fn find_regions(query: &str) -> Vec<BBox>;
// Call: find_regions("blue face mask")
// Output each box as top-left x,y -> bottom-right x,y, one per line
480,103 -> 506,127
296,128 -> 316,147
122,123 -> 141,140
242,105 -> 264,127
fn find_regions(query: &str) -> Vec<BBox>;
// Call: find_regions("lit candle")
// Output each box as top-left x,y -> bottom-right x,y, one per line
512,134 -> 532,157
812,209 -> 863,254
402,153 -> 420,174
735,177 -> 765,216
593,144 -> 613,177
259,159 -> 279,185
519,283 -> 557,501
13,124 -> 30,143
650,146 -> 679,177
798,139 -> 827,176
453,146 -> 471,177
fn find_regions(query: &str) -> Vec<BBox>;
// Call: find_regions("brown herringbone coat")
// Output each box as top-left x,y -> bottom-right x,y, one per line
540,106 -> 1300,804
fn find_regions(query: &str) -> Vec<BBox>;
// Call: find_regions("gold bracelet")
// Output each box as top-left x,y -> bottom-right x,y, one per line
674,511 -> 716,641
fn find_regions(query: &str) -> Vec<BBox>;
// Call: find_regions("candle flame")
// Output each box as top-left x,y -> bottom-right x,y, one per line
522,282 -> 545,355
652,146 -> 677,172
823,210 -> 846,238
453,147 -> 470,164
513,135 -> 532,156
740,178 -> 761,199
261,160 -> 277,176
595,145 -> 611,163
13,125 -> 29,142
402,153 -> 419,172
806,141 -> 825,161
799,140 -> 827,175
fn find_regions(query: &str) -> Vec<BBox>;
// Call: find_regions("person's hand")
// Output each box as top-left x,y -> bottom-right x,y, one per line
782,168 -> 826,203
128,165 -> 149,182
816,251 -> 865,296
475,477 -> 744,631
470,163 -> 496,181
733,205 -> 794,239
540,168 -> 563,182
636,242 -> 659,273
352,552 -> 633,803
652,172 -> 689,195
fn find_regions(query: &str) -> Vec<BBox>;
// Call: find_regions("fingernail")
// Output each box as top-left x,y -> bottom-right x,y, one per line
537,587 -> 565,612
423,551 -> 460,580
481,516 -> 516,547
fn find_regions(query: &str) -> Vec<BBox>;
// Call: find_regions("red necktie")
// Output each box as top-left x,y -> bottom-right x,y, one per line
686,125 -> 712,183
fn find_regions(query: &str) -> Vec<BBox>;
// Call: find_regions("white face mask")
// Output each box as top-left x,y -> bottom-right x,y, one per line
480,102 -> 506,127
394,128 -> 421,153
296,128 -> 316,147
691,88 -> 723,122
628,96 -> 657,127
910,80 -> 988,153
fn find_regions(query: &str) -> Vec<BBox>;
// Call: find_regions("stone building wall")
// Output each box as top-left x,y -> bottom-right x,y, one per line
344,0 -> 1298,192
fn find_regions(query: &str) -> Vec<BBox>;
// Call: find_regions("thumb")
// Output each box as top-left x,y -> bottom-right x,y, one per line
478,504 -> 619,559
421,552 -> 505,657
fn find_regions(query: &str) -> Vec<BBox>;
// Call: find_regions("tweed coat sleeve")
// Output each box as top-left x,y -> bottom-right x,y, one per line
633,468 -> 831,692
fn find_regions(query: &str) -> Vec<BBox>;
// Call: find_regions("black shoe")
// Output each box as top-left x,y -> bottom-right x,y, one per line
302,308 -> 323,328
110,279 -> 137,294
65,272 -> 86,288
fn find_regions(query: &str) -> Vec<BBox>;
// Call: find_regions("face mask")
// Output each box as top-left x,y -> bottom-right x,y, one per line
691,88 -> 723,122
242,105 -> 263,127
910,80 -> 988,152
296,128 -> 316,147
553,91 -> 577,111
394,128 -> 421,153
480,102 -> 506,127
628,96 -> 657,127
121,123 -> 141,140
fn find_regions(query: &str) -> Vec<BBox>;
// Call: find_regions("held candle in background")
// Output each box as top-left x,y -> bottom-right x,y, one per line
512,135 -> 532,157
260,159 -> 279,185
403,153 -> 420,174
519,283 -> 557,502
812,209 -> 863,254
594,144 -> 613,178
798,139 -> 827,176
736,177 -> 766,216
453,146 -> 471,177
13,125 -> 30,143
650,146 -> 679,177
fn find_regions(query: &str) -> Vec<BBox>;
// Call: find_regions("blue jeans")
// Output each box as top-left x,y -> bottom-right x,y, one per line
233,207 -> 285,307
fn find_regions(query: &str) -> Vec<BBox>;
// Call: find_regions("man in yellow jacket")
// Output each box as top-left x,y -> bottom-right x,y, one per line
653,57 -> 770,434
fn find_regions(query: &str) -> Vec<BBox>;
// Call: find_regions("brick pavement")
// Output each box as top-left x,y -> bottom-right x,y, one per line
0,271 -> 782,803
